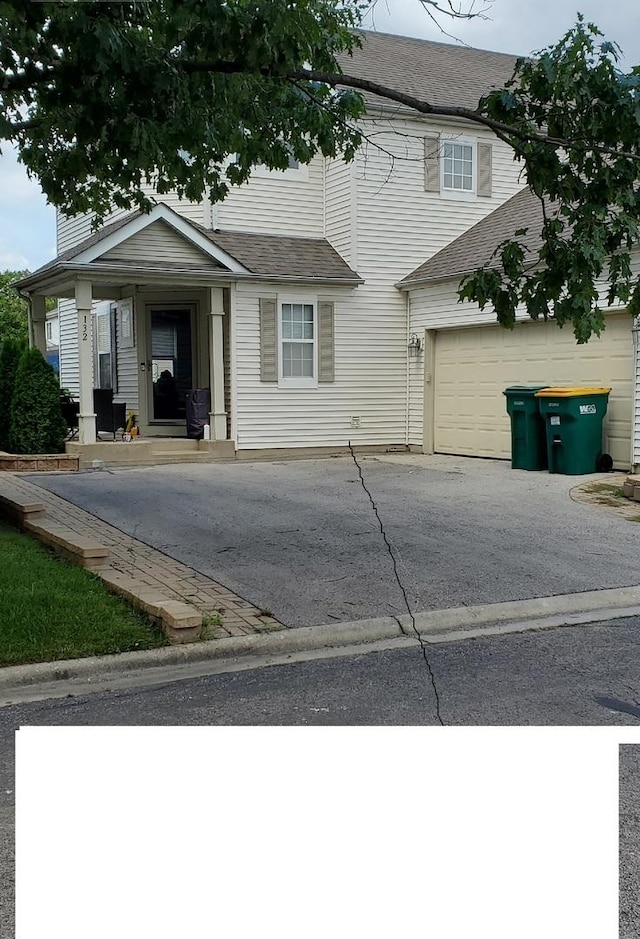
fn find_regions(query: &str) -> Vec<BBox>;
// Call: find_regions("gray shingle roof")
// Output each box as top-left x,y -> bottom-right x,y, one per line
338,30 -> 521,112
25,211 -> 144,281
205,227 -> 359,280
20,206 -> 361,285
400,187 -> 545,286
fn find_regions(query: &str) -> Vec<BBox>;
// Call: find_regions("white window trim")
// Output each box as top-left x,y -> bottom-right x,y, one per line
440,135 -> 477,201
277,298 -> 318,389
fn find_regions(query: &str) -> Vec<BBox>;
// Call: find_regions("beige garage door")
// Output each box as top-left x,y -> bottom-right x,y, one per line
433,314 -> 633,468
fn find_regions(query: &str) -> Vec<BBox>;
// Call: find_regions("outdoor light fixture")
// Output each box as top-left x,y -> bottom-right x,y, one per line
408,333 -> 422,357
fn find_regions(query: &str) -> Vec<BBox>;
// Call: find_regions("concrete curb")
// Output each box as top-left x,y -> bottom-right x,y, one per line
0,617 -> 401,690
2,584 -> 640,694
407,584 -> 640,634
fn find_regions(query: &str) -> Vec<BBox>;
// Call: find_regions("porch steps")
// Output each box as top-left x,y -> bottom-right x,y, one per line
66,438 -> 236,470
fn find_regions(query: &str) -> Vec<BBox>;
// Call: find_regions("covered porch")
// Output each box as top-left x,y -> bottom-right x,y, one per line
15,205 -> 239,462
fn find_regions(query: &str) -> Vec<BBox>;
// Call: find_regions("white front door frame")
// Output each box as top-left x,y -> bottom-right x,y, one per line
140,299 -> 198,437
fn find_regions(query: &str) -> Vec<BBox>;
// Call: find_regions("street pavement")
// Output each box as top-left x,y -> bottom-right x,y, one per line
620,745 -> 640,939
30,454 -> 640,627
4,617 -> 640,937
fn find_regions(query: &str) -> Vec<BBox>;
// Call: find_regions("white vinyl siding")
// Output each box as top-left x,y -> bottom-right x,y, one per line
56,187 -> 204,256
101,220 -> 219,267
213,156 -> 324,237
234,281 -> 406,450
56,211 -> 95,254
325,157 -> 354,266
355,117 -> 525,298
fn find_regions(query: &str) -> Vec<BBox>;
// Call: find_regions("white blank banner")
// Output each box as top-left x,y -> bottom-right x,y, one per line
15,726 -> 619,939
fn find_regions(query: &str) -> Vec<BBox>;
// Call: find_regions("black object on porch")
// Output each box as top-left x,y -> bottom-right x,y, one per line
185,388 -> 211,440
93,389 -> 126,439
61,400 -> 80,439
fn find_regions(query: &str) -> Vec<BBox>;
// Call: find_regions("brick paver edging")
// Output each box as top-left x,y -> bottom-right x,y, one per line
0,474 -> 284,642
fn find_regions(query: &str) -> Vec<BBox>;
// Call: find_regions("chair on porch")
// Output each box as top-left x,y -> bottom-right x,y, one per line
93,389 -> 127,440
61,400 -> 80,440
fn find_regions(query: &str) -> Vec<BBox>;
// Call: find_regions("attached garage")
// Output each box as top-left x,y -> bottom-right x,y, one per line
430,314 -> 634,468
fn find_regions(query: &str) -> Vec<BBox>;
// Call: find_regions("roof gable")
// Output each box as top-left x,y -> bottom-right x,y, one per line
98,219 -> 226,270
72,203 -> 248,273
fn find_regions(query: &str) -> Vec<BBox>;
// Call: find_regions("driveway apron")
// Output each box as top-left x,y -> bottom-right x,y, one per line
28,454 -> 640,628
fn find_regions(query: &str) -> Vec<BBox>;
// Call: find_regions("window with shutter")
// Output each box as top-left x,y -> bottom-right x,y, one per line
434,136 -> 491,201
259,297 -> 278,382
260,298 -> 336,387
424,135 -> 440,193
317,301 -> 335,383
477,142 -> 492,198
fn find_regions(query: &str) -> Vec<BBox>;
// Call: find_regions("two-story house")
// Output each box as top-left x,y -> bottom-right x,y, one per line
15,30 -> 636,469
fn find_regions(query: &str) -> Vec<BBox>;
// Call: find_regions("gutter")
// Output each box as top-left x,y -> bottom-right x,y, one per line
14,262 -> 364,292
395,255 -> 541,291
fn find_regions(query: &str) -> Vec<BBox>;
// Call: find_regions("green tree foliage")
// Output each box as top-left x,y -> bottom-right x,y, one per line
0,0 -> 366,218
2,3 -> 640,341
0,271 -> 29,345
0,337 -> 25,450
8,348 -> 66,454
460,17 -> 640,342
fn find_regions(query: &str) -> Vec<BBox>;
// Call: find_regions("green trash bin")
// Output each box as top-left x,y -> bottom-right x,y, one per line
503,386 -> 549,470
535,386 -> 612,475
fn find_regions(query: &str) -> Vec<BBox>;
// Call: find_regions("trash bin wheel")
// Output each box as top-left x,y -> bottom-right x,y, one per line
595,453 -> 613,472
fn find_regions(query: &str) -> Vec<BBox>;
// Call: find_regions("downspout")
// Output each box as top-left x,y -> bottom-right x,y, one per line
405,289 -> 410,447
21,291 -> 34,348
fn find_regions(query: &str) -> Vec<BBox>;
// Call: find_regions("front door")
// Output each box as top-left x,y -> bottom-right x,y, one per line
146,305 -> 196,431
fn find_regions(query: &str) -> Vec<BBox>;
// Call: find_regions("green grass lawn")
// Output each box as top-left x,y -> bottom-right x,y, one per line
0,523 -> 168,666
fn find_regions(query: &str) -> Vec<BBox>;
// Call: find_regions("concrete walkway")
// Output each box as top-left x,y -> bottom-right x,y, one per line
3,474 -> 283,639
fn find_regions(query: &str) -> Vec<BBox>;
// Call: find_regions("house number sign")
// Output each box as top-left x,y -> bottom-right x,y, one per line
82,313 -> 89,340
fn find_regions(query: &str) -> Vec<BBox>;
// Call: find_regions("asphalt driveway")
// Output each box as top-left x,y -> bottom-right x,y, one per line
620,745 -> 640,939
29,453 -> 640,627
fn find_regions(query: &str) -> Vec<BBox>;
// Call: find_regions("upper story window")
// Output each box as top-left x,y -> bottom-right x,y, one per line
281,302 -> 315,384
425,135 -> 492,199
442,142 -> 473,192
45,320 -> 53,342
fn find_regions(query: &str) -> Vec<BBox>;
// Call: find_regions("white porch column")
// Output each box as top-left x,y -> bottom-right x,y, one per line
208,287 -> 228,440
75,280 -> 96,445
29,295 -> 47,354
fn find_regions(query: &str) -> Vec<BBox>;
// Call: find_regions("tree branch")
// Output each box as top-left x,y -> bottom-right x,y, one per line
293,69 -> 640,161
5,117 -> 42,133
1,65 -> 56,94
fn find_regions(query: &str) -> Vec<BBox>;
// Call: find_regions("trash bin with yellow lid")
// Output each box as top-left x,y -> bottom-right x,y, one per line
534,387 -> 612,475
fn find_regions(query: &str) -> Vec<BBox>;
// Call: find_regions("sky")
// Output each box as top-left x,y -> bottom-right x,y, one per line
2,0 -> 640,272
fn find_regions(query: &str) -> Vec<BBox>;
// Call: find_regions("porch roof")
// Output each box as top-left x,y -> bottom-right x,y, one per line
15,203 -> 362,297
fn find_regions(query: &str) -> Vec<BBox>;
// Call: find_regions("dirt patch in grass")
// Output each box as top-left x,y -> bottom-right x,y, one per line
571,474 -> 640,522
0,523 -> 167,666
